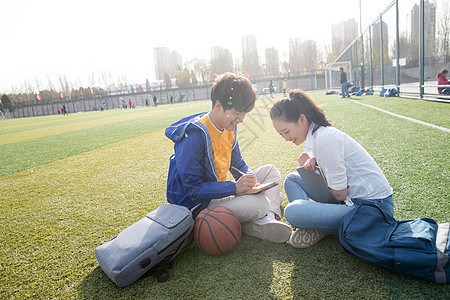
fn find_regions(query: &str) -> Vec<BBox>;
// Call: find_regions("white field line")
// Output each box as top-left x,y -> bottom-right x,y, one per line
350,100 -> 450,133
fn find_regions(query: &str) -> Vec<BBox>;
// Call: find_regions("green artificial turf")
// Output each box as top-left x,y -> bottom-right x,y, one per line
348,95 -> 450,128
0,93 -> 449,299
0,104 -> 210,177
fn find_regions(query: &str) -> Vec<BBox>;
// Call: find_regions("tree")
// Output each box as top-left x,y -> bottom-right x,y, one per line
302,40 -> 318,71
281,61 -> 290,75
34,77 -> 43,102
99,71 -> 112,96
265,47 -> 280,76
58,75 -> 71,100
1,94 -> 15,113
184,58 -> 210,84
164,73 -> 172,89
175,69 -> 190,87
437,1 -> 450,63
189,70 -> 198,85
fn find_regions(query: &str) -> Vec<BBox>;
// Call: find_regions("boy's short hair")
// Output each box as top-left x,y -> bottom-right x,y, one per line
210,73 -> 256,113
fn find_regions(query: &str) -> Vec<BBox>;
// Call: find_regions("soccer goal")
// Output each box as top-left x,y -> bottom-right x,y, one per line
325,61 -> 352,92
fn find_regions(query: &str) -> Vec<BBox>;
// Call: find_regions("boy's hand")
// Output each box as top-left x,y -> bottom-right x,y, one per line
235,174 -> 258,195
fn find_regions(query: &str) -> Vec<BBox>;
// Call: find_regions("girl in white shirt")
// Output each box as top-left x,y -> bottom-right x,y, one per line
270,90 -> 394,248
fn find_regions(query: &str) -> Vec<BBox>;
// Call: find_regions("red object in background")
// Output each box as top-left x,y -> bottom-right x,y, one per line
36,95 -> 41,101
80,90 -> 84,96
90,88 -> 94,94
60,92 -> 64,99
19,97 -> 22,103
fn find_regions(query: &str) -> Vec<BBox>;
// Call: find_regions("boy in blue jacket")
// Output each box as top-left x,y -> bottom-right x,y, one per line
165,73 -> 292,243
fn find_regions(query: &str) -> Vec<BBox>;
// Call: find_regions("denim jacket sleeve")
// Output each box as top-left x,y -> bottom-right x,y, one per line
174,127 -> 236,204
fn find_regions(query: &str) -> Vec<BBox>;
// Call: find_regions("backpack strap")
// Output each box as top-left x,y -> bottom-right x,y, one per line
145,230 -> 193,282
147,204 -> 203,283
190,203 -> 204,219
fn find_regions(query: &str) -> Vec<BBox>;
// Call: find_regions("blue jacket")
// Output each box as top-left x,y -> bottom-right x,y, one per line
165,112 -> 253,208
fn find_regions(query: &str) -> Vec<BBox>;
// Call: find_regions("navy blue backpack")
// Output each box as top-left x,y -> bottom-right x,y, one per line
339,203 -> 449,284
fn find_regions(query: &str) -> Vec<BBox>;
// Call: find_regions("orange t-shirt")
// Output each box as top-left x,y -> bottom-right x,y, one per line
199,114 -> 235,181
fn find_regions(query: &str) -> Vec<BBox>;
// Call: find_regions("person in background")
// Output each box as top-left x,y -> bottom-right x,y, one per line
339,67 -> 350,98
436,69 -> 450,95
62,104 -> 68,116
269,80 -> 274,97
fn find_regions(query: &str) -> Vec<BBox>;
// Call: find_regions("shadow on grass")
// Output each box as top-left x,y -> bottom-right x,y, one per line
77,236 -> 281,299
77,235 -> 449,299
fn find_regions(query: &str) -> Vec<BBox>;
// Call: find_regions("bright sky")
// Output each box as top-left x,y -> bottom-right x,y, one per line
0,0 -> 393,92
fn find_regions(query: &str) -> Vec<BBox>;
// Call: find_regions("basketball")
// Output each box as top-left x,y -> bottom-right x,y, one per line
193,206 -> 241,255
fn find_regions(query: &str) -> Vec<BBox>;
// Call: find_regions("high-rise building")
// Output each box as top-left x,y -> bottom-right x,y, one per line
265,47 -> 280,75
372,21 -> 389,59
411,0 -> 436,55
211,46 -> 233,77
153,47 -> 182,80
242,35 -> 260,77
302,40 -> 317,71
332,18 -> 358,56
289,38 -> 317,73
289,38 -> 303,73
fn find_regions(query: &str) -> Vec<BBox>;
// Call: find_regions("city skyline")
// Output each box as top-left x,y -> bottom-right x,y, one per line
0,0 -> 397,93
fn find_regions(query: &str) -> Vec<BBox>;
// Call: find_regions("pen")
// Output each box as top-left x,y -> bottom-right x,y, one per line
232,166 -> 260,185
231,166 -> 245,175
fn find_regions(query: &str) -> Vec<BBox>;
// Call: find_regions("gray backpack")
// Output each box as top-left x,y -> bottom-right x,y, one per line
95,203 -> 200,287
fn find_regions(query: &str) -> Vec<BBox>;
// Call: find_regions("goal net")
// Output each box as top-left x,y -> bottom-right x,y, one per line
325,61 -> 352,92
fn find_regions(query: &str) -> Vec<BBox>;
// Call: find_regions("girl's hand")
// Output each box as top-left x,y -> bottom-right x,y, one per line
297,153 -> 310,166
303,157 -> 317,172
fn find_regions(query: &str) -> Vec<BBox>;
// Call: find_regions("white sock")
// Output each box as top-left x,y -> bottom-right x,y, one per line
267,211 -> 276,219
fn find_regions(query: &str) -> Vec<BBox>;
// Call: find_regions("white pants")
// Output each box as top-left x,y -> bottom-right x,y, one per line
209,164 -> 282,223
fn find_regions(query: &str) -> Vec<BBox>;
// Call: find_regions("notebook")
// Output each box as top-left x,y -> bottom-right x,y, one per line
236,181 -> 278,196
296,166 -> 338,204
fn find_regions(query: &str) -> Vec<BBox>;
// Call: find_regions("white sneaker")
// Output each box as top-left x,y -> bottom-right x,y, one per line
242,216 -> 293,243
289,228 -> 327,248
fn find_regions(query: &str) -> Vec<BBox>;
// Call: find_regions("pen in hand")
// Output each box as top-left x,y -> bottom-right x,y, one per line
231,166 -> 260,186
231,166 -> 245,175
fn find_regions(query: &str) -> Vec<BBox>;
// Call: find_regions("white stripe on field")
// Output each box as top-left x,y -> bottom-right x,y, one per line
350,100 -> 450,133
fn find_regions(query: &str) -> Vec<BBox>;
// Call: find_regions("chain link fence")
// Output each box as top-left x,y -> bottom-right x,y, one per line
331,0 -> 450,102
5,71 -> 325,118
